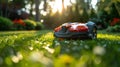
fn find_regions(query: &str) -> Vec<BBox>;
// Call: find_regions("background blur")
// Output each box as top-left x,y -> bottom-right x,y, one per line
0,0 -> 120,30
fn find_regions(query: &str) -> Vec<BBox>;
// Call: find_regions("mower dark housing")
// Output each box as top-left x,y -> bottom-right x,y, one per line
54,21 -> 97,39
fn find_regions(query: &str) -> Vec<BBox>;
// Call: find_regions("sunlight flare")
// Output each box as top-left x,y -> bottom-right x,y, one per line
50,0 -> 72,13
53,0 -> 62,13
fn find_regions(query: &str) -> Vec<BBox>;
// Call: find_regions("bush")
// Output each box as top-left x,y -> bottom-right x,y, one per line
35,22 -> 44,30
0,16 -> 13,31
24,19 -> 37,30
110,18 -> 120,26
106,25 -> 120,32
13,19 -> 26,30
90,18 -> 108,30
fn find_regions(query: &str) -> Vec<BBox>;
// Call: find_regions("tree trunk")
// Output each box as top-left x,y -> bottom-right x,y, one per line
62,0 -> 65,13
44,0 -> 47,11
35,0 -> 40,22
30,0 -> 34,17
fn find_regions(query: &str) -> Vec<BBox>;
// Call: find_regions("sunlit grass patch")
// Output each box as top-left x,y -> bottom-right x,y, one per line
0,30 -> 120,67
98,33 -> 120,41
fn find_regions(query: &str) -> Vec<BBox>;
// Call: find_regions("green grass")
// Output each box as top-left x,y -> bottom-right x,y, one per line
0,30 -> 120,67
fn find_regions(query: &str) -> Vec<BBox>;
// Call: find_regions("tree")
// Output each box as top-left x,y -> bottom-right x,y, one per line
97,0 -> 120,19
89,8 -> 97,18
62,0 -> 65,13
34,0 -> 40,22
0,0 -> 26,19
43,0 -> 95,29
27,0 -> 34,17
43,0 -> 47,11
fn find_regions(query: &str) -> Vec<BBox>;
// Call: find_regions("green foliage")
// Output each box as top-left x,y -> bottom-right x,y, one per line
97,1 -> 120,29
110,3 -> 120,18
0,30 -> 120,67
12,19 -> 44,30
106,25 -> 120,32
44,13 -> 65,29
35,22 -> 44,30
115,19 -> 120,26
13,24 -> 25,30
97,1 -> 120,21
81,9 -> 89,22
24,19 -> 37,30
11,0 -> 25,8
13,19 -> 26,30
89,8 -> 97,19
0,16 -> 13,31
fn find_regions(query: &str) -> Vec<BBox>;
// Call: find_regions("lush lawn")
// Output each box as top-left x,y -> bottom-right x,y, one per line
0,30 -> 120,67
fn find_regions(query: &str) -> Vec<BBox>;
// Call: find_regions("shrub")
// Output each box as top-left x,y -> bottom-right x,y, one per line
106,25 -> 120,32
35,22 -> 44,30
13,19 -> 26,30
110,18 -> 120,26
90,18 -> 108,30
0,16 -> 13,31
24,19 -> 37,30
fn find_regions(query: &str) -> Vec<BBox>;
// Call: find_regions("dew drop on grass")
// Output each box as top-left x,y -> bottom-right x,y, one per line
35,41 -> 39,44
43,42 -> 47,45
11,52 -> 23,63
64,41 -> 69,44
29,46 -> 33,50
39,42 -> 43,44
93,46 -> 106,56
55,43 -> 60,46
55,41 -> 60,46
29,51 -> 52,65
17,52 -> 23,60
84,45 -> 89,49
11,56 -> 19,63
72,42 -> 77,45
43,46 -> 55,54
14,35 -> 18,38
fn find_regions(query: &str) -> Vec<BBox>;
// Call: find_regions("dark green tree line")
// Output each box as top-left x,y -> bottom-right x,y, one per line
0,0 -> 25,19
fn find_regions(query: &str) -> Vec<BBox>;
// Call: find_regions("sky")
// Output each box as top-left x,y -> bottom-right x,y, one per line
91,0 -> 98,9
